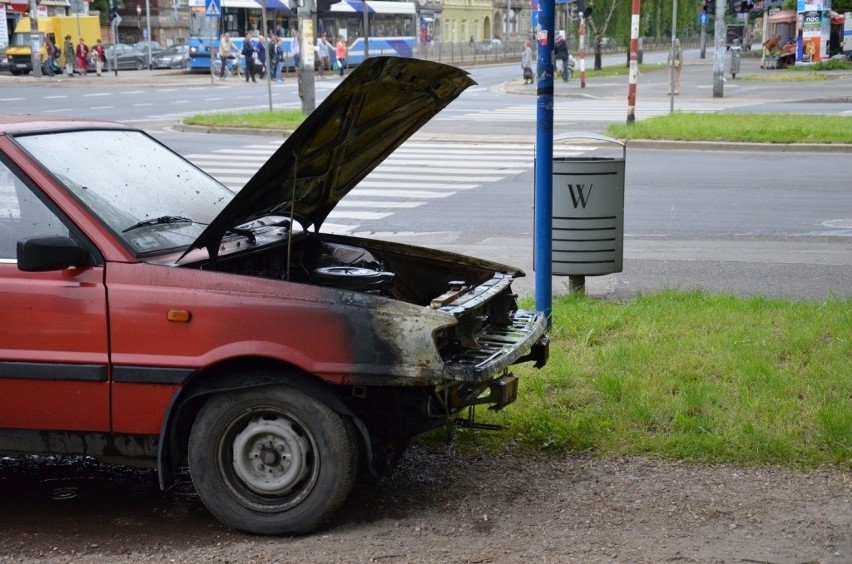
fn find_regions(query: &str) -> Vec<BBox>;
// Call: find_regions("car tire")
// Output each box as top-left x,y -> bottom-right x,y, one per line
188,384 -> 358,535
135,58 -> 144,71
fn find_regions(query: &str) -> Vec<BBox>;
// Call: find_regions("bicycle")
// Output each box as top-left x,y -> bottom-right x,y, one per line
211,54 -> 243,81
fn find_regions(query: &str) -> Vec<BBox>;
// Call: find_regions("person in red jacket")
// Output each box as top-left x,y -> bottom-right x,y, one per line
76,37 -> 90,76
92,39 -> 106,77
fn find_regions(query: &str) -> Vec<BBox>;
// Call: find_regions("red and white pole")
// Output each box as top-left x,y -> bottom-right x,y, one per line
578,14 -> 586,88
626,0 -> 641,124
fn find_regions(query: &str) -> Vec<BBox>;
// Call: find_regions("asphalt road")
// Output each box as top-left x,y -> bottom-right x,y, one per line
3,54 -> 851,301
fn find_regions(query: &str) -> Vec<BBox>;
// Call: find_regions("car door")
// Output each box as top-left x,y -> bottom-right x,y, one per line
0,156 -> 110,432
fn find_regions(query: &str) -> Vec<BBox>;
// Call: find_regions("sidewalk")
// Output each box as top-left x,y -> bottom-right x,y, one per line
503,51 -> 852,105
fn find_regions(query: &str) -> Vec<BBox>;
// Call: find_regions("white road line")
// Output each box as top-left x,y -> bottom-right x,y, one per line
348,189 -> 455,198
327,210 -> 393,220
335,200 -> 426,208
357,181 -> 480,190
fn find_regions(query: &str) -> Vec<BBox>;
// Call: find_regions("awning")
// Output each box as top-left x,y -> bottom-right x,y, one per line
1,1 -> 29,12
259,0 -> 291,13
767,10 -> 796,24
330,1 -> 416,15
221,0 -> 262,9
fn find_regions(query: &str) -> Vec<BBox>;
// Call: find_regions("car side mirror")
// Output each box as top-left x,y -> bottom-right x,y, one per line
17,236 -> 93,272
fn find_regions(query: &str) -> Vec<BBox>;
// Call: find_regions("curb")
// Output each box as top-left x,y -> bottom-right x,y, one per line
624,140 -> 852,153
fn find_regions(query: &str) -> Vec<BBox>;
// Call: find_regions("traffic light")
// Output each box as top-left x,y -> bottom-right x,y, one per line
109,0 -> 119,22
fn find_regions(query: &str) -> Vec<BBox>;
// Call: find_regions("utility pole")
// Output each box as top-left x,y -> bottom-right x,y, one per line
363,1 -> 369,58
29,0 -> 43,78
110,0 -> 122,76
534,0 -> 555,324
298,1 -> 316,114
145,0 -> 152,69
712,0 -> 725,97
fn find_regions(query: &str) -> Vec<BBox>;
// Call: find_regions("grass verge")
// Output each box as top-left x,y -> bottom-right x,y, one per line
607,112 -> 852,144
448,291 -> 851,469
183,109 -> 305,130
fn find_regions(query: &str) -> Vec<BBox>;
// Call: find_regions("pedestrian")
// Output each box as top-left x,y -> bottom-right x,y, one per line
316,34 -> 330,78
521,40 -> 533,84
218,32 -> 235,78
270,36 -> 284,82
76,37 -> 89,76
242,32 -> 257,83
93,39 -> 106,77
63,35 -> 75,77
667,38 -> 683,95
255,34 -> 267,79
292,31 -> 301,79
335,35 -> 347,77
45,37 -> 57,76
554,32 -> 569,82
763,34 -> 782,56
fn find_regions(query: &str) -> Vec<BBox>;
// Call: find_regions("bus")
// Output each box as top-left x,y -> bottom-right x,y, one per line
319,1 -> 417,65
186,0 -> 416,71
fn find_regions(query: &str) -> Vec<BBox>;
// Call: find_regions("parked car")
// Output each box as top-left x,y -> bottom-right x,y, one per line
598,36 -> 618,49
474,38 -> 503,54
0,57 -> 548,536
103,43 -> 146,70
134,40 -> 163,65
153,44 -> 190,69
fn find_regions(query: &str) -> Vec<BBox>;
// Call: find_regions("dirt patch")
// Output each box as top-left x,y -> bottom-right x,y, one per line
0,445 -> 849,563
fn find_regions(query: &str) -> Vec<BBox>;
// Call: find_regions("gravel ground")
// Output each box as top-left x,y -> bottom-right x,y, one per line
1,444 -> 849,563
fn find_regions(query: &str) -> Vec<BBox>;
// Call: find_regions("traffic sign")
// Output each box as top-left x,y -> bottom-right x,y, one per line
206,0 -> 221,16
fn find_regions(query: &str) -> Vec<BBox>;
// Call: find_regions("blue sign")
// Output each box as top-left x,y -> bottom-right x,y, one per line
206,0 -> 221,17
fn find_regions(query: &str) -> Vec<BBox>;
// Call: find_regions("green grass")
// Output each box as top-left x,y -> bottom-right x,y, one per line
183,109 -> 305,130
446,291 -> 851,469
607,113 -> 852,144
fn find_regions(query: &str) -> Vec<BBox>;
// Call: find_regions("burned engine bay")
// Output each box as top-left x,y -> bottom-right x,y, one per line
204,227 -> 523,316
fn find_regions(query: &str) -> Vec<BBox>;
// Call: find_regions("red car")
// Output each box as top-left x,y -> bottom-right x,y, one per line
0,57 -> 548,535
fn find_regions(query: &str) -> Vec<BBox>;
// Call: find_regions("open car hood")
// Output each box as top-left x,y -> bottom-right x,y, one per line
188,57 -> 475,259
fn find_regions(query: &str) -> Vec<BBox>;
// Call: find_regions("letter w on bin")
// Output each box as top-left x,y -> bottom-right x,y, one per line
551,133 -> 625,278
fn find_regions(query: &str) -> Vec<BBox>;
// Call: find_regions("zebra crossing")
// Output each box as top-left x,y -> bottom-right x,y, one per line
185,140 -> 596,234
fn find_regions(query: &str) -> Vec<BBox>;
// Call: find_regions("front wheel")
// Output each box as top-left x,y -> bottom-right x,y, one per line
211,58 -> 224,80
188,384 -> 358,535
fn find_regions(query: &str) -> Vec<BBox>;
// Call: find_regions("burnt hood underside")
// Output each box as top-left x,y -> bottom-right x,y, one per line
189,57 -> 476,259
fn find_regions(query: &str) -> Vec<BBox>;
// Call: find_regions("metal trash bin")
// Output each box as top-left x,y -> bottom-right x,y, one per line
551,133 -> 625,277
730,46 -> 742,78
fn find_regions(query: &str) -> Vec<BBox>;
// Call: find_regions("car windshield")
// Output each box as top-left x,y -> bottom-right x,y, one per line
15,129 -> 235,256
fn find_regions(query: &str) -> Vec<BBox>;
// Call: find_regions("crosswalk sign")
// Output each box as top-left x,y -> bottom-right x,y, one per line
206,0 -> 220,16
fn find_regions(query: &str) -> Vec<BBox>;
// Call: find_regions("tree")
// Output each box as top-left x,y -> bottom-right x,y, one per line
585,0 -> 621,70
